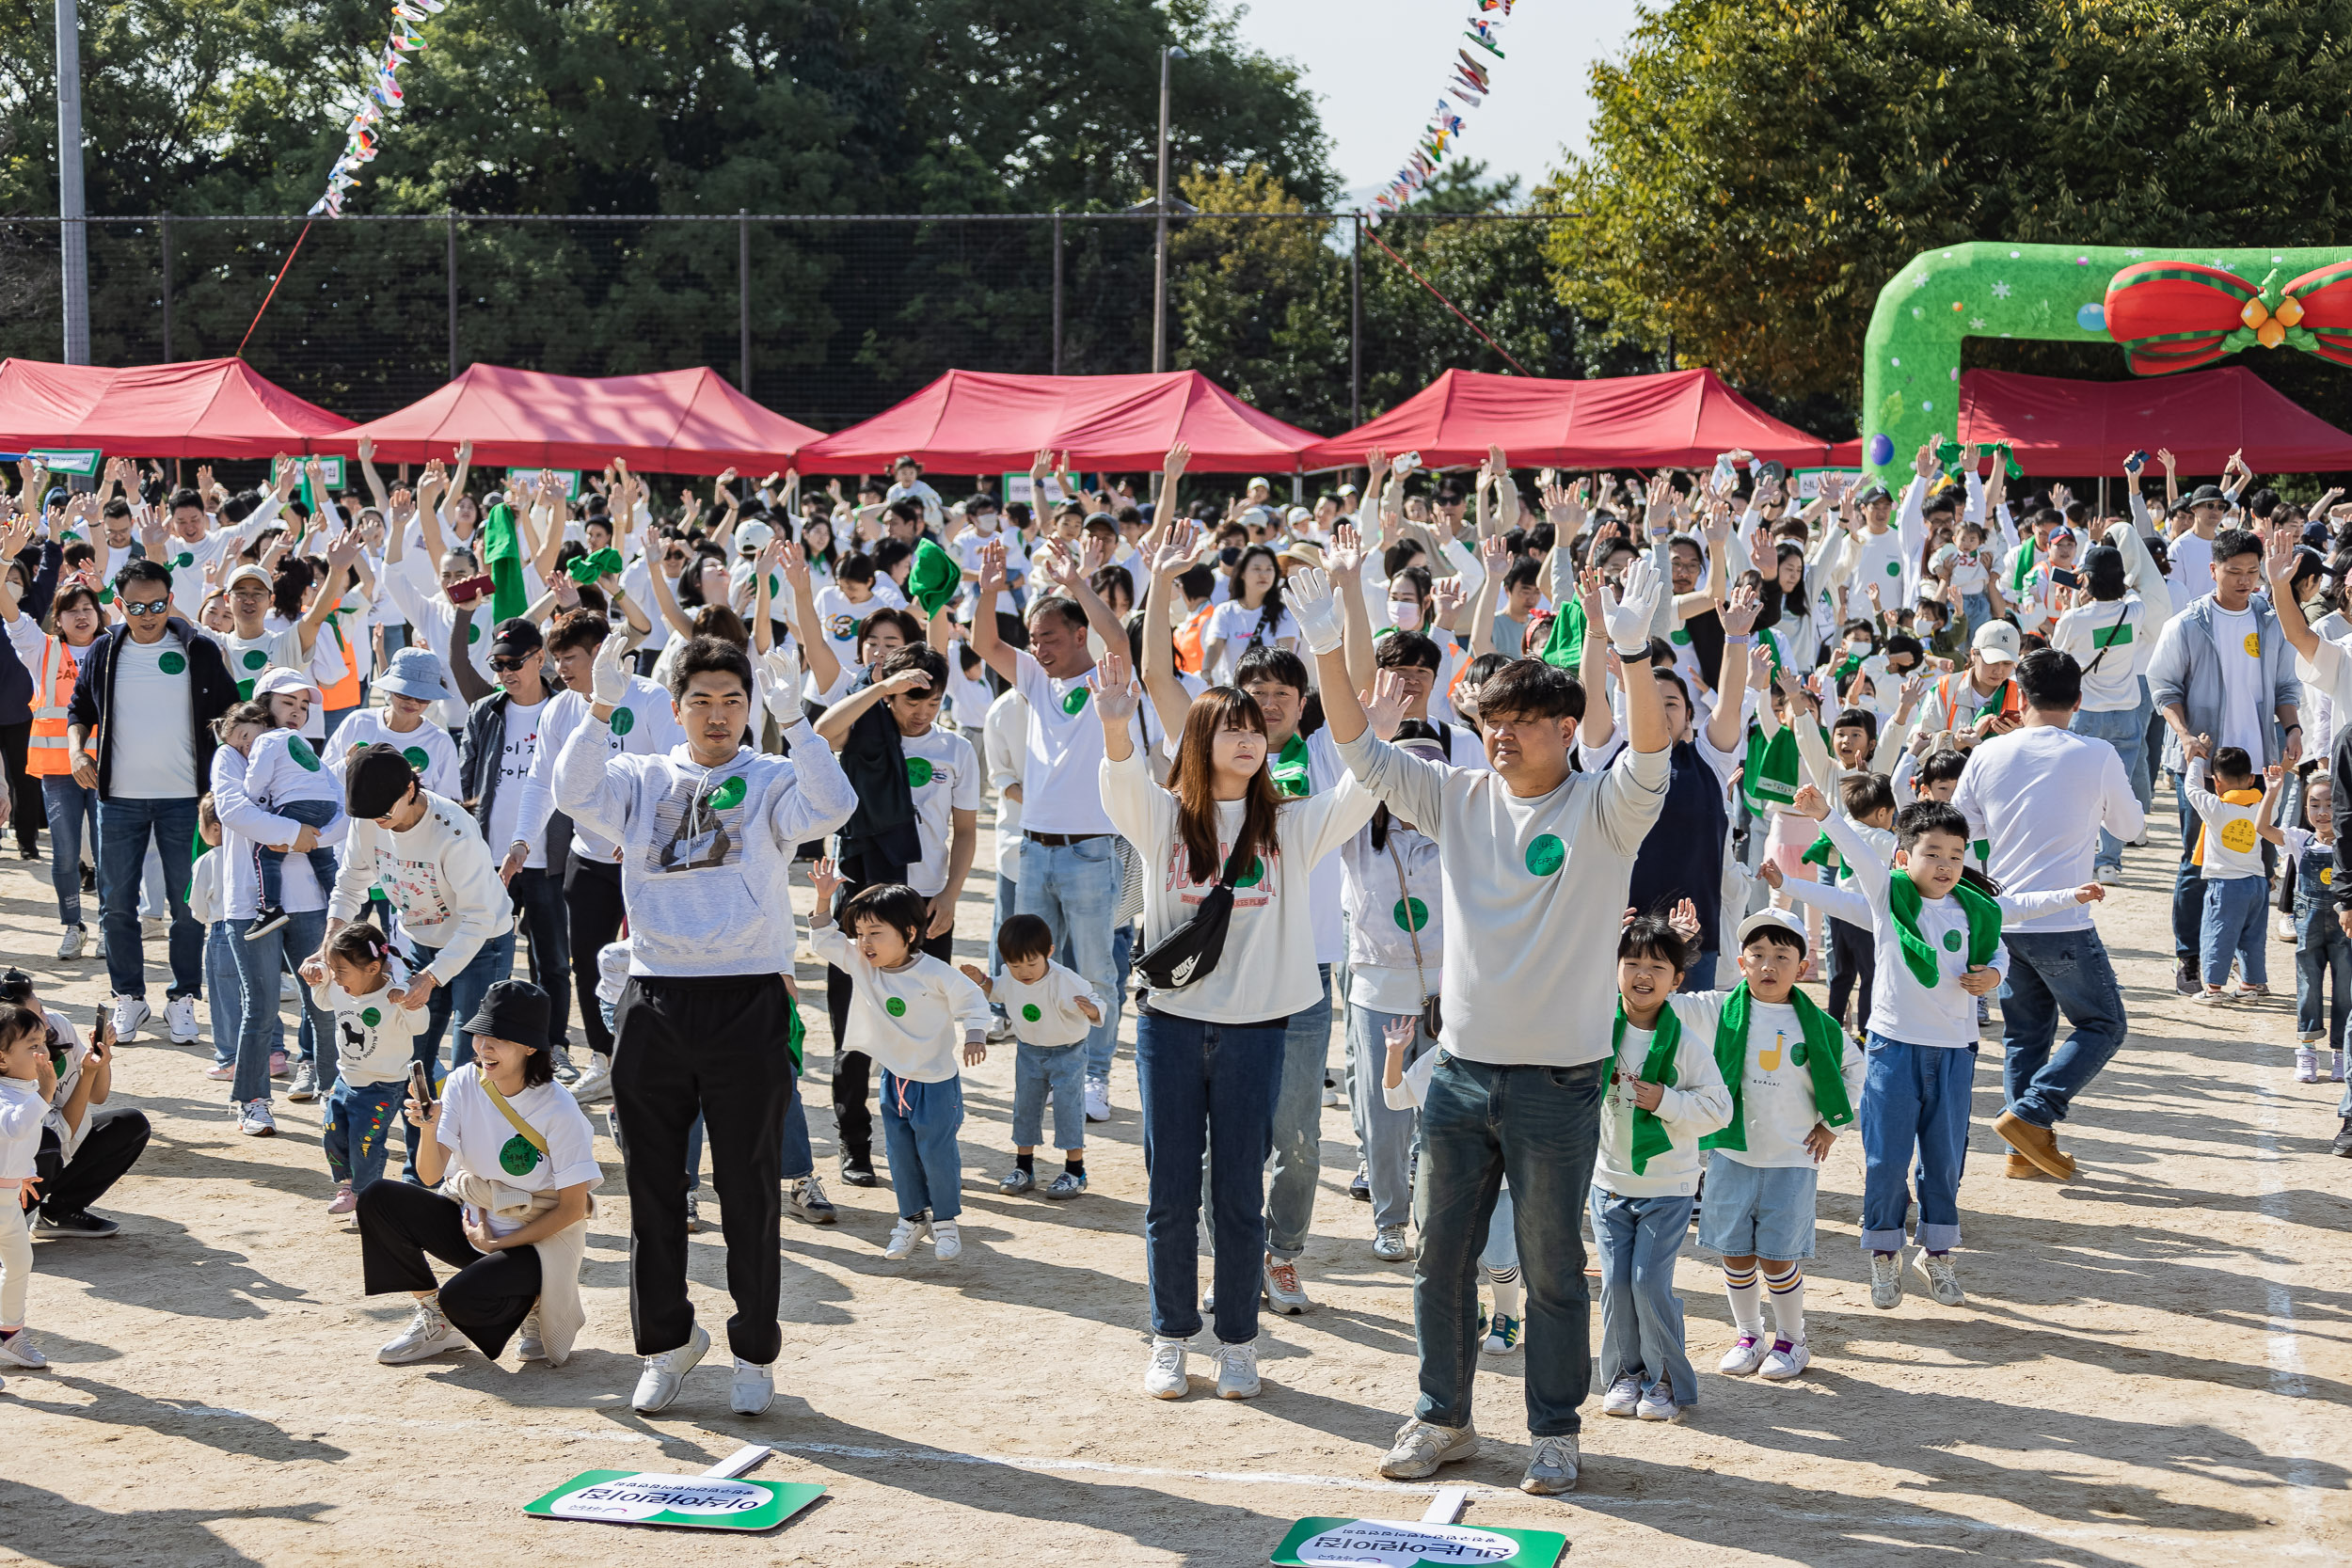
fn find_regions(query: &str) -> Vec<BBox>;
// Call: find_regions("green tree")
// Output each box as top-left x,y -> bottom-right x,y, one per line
1549,0 -> 2352,429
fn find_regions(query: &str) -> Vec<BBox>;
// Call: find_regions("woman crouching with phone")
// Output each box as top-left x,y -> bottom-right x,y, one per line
358,980 -> 602,1368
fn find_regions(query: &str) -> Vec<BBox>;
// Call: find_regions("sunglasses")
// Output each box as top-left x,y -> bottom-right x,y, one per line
119,598 -> 170,617
488,654 -> 532,673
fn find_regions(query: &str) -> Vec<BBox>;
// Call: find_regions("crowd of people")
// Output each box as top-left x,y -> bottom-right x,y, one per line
0,436 -> 2341,1488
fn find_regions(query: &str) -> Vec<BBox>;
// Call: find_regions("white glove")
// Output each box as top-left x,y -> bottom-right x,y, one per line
762,643 -> 804,720
1285,567 -> 1345,656
1604,557 -> 1664,657
591,629 -> 631,708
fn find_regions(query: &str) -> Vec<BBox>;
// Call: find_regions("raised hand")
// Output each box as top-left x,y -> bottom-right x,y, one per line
591,629 -> 631,707
1325,521 -> 1364,584
809,856 -> 843,911
1604,557 -> 1663,652
976,537 -> 1010,598
1087,651 -> 1142,726
1789,784 -> 1830,821
1719,581 -> 1762,636
1284,566 -> 1344,654
1362,668 -> 1413,740
1163,440 -> 1191,487
1426,575 -> 1466,629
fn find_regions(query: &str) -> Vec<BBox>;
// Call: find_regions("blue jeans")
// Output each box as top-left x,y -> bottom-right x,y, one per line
204,919 -> 244,1068
2201,875 -> 2268,987
2170,774 -> 2201,965
1590,1188 -> 1698,1408
40,774 -> 98,927
878,1070 -> 965,1222
1998,927 -> 2127,1129
99,794 -> 203,1002
1412,1055 -> 1605,1437
400,931 -> 518,1180
1348,1001 -> 1428,1233
2296,894 -> 2352,1048
2128,676 -> 2156,816
1859,1033 -> 1974,1254
1135,1008 -> 1286,1345
230,909 -> 331,1105
1011,1041 -> 1088,1150
2071,706 -> 2146,872
325,1076 -> 404,1191
1265,963 -> 1332,1260
1960,592 -> 1991,637
1016,836 -> 1122,1079
254,798 -> 342,911
991,870 -> 1017,983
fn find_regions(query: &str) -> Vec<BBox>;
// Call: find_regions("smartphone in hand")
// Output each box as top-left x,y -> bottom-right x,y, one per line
409,1060 -> 435,1114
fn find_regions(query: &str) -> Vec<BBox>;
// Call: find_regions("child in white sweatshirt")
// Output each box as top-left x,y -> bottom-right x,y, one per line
299,921 -> 427,1213
0,1004 -> 54,1377
1589,913 -> 1734,1423
809,860 -> 993,1262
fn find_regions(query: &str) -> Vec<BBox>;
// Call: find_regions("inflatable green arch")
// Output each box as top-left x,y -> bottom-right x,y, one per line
1859,241 -> 2352,484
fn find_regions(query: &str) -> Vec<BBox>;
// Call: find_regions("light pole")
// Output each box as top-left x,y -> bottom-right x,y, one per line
55,0 -> 89,364
1151,44 -> 1185,374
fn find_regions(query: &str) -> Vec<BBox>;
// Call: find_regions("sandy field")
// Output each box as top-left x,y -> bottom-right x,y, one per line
0,789 -> 2344,1567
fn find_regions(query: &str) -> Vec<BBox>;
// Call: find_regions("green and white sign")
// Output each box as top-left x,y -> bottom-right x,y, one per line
1791,467 -> 1864,500
1272,1516 -> 1565,1567
25,448 -> 102,478
509,467 -> 584,500
273,454 -> 347,518
523,1471 -> 824,1533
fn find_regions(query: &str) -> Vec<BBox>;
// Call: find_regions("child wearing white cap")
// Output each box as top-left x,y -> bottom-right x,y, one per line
239,669 -> 348,939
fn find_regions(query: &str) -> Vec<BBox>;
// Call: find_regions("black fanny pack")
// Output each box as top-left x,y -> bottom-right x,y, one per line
1133,845 -> 1250,993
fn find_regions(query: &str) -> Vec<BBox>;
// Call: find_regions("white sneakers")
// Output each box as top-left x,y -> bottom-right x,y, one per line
164,994 -> 199,1044
1084,1076 -> 1111,1122
1144,1338 -> 1191,1398
1210,1340 -> 1260,1400
1635,1386 -> 1685,1422
287,1061 -> 319,1101
1377,1418 -> 1480,1480
238,1099 -> 277,1137
0,1331 -> 48,1370
1599,1373 -> 1643,1417
2297,1049 -> 2322,1084
2093,864 -> 2120,886
55,925 -> 84,960
631,1323 -> 711,1414
1262,1258 -> 1312,1314
378,1301 -> 464,1364
882,1214 -> 932,1260
1372,1225 -> 1413,1262
932,1221 -> 963,1261
1759,1338 -> 1811,1381
1719,1332 -> 1770,1376
110,995 -> 151,1043
1868,1251 -> 1905,1308
516,1307 -> 547,1363
731,1358 -> 775,1416
569,1058 -> 614,1103
1917,1250 -> 1966,1307
1521,1434 -> 1581,1496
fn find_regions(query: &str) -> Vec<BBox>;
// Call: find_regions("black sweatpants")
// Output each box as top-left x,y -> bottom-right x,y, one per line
356,1178 -> 543,1357
1828,916 -> 1876,1028
828,923 -> 954,1165
34,1106 -> 151,1218
565,854 -> 626,1058
613,972 -> 796,1364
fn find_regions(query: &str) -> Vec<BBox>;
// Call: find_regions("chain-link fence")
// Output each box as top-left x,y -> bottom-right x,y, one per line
0,211 -> 1580,441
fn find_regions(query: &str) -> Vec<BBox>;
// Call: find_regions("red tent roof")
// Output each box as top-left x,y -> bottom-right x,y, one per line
1826,367 -> 2352,474
0,357 -> 355,458
1301,368 -> 1832,470
798,370 -> 1323,474
314,364 -> 822,473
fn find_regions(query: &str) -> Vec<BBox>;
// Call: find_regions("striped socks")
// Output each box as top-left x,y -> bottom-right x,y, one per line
1486,1264 -> 1522,1320
1764,1264 -> 1805,1344
1723,1264 -> 1763,1336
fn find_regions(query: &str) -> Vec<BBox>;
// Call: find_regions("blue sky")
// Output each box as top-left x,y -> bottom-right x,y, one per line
1225,0 -> 1648,204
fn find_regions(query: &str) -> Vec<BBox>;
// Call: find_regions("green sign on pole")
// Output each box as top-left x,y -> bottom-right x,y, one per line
273,454 -> 347,518
523,1470 -> 826,1533
509,467 -> 585,500
25,448 -> 102,477
1271,1515 -> 1566,1567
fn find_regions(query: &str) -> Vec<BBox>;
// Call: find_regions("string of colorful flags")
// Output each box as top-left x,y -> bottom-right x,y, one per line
1371,0 -> 1513,221
307,0 -> 446,217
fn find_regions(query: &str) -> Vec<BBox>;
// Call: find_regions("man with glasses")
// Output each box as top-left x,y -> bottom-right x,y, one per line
66,559 -> 239,1043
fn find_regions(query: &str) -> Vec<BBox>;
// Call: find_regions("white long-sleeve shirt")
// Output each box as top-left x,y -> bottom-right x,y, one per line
983,688 -> 1030,881
809,927 -> 991,1082
1952,723 -> 2142,932
212,745 -> 351,923
1593,991 -> 1735,1198
327,788 -> 514,982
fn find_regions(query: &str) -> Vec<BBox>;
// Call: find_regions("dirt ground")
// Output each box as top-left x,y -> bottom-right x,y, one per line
1,788 -> 2345,1568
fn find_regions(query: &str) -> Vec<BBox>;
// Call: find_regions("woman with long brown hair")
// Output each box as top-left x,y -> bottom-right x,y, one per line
1092,652 -> 1375,1403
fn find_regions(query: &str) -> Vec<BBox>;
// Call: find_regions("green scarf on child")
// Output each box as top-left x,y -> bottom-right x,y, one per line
1612,999 -> 1684,1175
2008,538 -> 2037,595
1740,721 -> 1823,816
1887,871 -> 2002,989
1700,983 -> 1852,1151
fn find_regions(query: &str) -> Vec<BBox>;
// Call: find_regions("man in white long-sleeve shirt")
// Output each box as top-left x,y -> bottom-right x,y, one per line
1295,559 -> 1675,1498
555,633 -> 854,1420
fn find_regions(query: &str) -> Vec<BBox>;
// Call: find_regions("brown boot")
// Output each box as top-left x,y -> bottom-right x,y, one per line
2003,1151 -> 2075,1180
1994,1109 -> 2074,1179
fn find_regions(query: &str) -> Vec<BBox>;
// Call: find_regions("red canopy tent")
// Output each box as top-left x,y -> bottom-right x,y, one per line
315,364 -> 822,473
1300,367 -> 1832,470
0,357 -> 354,458
1824,367 -> 2352,473
798,369 -> 1322,474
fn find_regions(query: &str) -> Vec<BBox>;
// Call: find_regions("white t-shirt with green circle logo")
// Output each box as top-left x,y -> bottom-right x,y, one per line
992,958 -> 1101,1049
1011,649 -> 1141,836
106,633 -> 199,799
901,725 -> 982,897
309,960 -> 427,1085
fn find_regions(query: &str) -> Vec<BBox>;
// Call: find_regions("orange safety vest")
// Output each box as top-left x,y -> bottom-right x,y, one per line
1931,672 -> 2019,734
319,620 -> 362,711
26,637 -> 79,777
1173,603 -> 1213,675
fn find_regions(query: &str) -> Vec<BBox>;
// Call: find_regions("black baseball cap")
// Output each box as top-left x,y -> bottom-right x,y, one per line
489,617 -> 542,657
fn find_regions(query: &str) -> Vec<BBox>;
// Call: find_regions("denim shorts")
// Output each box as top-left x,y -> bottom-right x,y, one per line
1693,1150 -> 1819,1261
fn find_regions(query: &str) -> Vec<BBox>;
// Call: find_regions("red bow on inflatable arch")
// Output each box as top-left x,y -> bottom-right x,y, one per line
2104,260 -> 2352,374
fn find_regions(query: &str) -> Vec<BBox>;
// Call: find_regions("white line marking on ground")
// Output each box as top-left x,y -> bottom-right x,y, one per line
2250,1075 -> 2324,1530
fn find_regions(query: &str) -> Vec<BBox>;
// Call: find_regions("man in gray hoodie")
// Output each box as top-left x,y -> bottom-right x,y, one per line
2147,527 -> 2302,993
557,633 -> 854,1419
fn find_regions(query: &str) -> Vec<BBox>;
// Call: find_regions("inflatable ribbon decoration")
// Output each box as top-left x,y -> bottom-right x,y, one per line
2104,260 -> 2352,374
1372,0 -> 1517,222
308,0 -> 447,216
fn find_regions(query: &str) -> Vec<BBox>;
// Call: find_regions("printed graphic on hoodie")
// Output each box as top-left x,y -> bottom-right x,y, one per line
649,769 -> 748,873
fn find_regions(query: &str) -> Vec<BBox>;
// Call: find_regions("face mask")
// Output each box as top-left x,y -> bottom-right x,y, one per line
1218,547 -> 1242,568
1845,638 -> 1872,656
1388,598 -> 1421,629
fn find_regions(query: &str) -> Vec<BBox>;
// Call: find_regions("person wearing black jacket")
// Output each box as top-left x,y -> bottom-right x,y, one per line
65,561 -> 238,1044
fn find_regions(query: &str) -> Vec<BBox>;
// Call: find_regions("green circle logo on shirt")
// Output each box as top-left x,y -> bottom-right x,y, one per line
1061,688 -> 1089,716
402,746 -> 430,769
1022,1003 -> 1042,1022
157,651 -> 186,675
499,1133 -> 544,1176
905,756 -> 934,787
1393,896 -> 1429,932
360,1006 -> 382,1027
885,996 -> 908,1018
1669,627 -> 1691,646
707,775 -> 747,811
1228,856 -> 1266,889
174,551 -> 195,568
1942,929 -> 1963,952
242,649 -> 268,671
289,736 -> 321,771
1525,833 -> 1565,877
468,622 -> 482,644
1886,561 -> 1902,577
609,707 -> 635,736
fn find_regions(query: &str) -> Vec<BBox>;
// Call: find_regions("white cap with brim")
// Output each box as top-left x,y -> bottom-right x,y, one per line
1970,619 -> 2022,665
225,564 -> 274,594
251,666 -> 321,704
1247,477 -> 1271,491
1737,906 -> 1807,957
